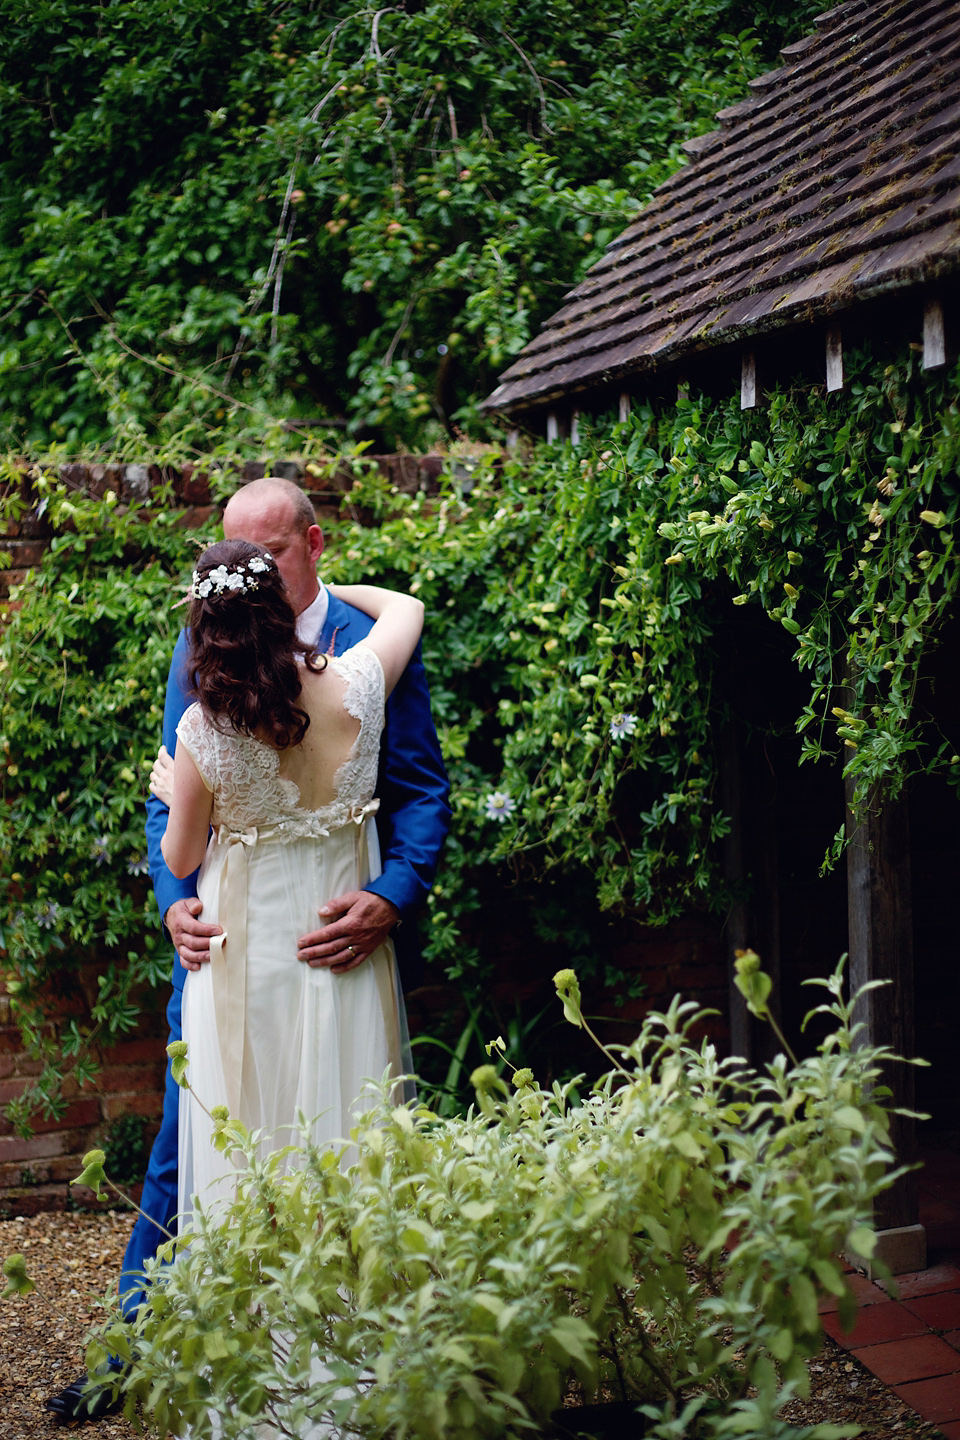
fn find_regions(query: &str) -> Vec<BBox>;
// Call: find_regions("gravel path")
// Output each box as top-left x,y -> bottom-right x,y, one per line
0,1209 -> 947,1438
0,1210 -> 138,1439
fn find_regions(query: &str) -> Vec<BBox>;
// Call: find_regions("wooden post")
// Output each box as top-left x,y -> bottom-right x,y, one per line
741,351 -> 757,410
546,411 -> 560,443
721,714 -> 783,1064
826,323 -> 844,392
618,392 -> 631,424
923,298 -> 946,370
570,409 -> 581,447
846,775 -> 924,1273
722,719 -> 751,1059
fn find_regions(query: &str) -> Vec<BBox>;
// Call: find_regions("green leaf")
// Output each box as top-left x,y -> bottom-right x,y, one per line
71,1148 -> 107,1197
2,1253 -> 34,1298
166,1041 -> 190,1089
769,1326 -> 793,1361
733,950 -> 772,1019
812,1258 -> 846,1296
461,1199 -> 496,1221
848,1225 -> 877,1259
202,1329 -> 234,1361
547,1315 -> 594,1366
791,1273 -> 819,1333
834,1105 -> 867,1133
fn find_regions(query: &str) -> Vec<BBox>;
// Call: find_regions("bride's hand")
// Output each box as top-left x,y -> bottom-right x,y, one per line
149,745 -> 175,806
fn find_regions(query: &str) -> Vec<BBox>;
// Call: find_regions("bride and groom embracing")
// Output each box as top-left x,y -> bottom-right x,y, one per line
47,476 -> 452,1423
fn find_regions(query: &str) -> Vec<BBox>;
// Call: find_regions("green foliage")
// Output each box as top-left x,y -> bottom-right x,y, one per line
2,347 -> 957,1126
648,358 -> 960,814
320,349 -> 960,960
89,960 -> 889,1439
0,469 -> 218,1128
102,1112 -> 154,1185
0,0 -> 823,450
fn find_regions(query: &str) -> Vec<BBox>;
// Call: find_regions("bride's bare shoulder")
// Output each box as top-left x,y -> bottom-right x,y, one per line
298,655 -> 347,706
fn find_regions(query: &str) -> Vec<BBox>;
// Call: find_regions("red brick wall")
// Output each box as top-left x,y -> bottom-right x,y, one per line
0,455 -> 448,602
0,995 -> 167,1215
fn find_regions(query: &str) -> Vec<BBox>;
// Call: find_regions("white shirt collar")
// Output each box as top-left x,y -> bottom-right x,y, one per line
296,584 -> 329,647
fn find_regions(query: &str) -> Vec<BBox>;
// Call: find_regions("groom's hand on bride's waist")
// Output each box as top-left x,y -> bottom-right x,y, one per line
298,891 -> 400,973
166,897 -> 223,971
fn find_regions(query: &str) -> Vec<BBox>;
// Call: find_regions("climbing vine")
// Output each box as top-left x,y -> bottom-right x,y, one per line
0,0 -> 823,450
0,474 -> 216,1128
1,345 -> 958,1123
321,347 -> 960,935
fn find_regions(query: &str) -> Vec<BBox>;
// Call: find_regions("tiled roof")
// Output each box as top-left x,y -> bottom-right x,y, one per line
484,0 -> 960,415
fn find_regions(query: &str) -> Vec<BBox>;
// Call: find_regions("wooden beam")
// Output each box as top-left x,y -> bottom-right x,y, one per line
721,712 -> 783,1065
923,297 -> 946,370
846,774 -> 923,1271
618,392 -> 631,424
826,323 -> 844,392
546,411 -> 560,443
721,718 -> 751,1059
740,351 -> 757,410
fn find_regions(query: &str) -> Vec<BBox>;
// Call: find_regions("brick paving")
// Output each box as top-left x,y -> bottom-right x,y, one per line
818,1144 -> 960,1436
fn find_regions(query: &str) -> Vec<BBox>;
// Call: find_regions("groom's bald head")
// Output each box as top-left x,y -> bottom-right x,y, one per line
222,478 -> 323,616
224,476 -> 316,532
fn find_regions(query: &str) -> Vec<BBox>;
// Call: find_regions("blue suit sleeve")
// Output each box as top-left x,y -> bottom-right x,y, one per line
146,630 -> 201,948
365,641 -> 451,919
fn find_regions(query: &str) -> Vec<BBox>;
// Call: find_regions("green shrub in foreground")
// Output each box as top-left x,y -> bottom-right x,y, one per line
85,960 -> 893,1439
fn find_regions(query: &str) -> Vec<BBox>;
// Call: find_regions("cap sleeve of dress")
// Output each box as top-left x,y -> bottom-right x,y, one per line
332,642 -> 385,726
175,704 -> 217,793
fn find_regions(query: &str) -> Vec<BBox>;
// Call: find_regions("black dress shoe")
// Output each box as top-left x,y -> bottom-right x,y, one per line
45,1371 -> 124,1424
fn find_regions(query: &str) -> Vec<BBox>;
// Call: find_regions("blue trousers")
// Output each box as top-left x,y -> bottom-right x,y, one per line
117,984 -> 182,1318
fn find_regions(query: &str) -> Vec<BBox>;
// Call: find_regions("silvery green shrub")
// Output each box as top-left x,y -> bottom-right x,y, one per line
86,963 -> 895,1439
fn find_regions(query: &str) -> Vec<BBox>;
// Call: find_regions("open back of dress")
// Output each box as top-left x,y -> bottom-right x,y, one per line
174,644 -> 403,1219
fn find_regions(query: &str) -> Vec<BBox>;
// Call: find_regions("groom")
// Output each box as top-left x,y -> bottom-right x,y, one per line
47,476 -> 451,1423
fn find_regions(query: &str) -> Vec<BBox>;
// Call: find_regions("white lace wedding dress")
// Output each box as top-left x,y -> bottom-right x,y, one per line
174,643 -> 405,1220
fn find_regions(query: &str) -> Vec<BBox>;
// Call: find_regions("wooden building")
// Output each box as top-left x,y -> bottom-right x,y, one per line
484,0 -> 960,1273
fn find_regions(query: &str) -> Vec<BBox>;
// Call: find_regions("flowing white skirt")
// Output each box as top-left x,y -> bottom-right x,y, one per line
179,817 -> 404,1219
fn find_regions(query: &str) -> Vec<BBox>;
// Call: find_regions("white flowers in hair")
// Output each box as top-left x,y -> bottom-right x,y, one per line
192,552 -> 274,599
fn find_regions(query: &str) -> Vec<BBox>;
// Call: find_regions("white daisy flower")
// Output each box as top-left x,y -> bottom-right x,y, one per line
609,712 -> 638,740
484,791 -> 516,822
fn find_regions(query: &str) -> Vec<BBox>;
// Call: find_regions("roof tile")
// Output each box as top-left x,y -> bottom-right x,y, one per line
486,0 -> 960,412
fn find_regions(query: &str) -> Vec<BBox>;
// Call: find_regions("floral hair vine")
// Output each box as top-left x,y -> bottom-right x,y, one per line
189,552 -> 275,601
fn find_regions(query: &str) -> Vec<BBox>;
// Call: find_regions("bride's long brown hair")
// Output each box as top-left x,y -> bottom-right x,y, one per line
187,539 -> 326,749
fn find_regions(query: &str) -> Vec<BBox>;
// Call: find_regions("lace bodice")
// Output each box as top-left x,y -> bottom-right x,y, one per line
175,644 -> 385,839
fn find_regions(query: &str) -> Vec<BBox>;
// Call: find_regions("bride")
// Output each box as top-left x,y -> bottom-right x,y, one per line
160,537 -> 423,1216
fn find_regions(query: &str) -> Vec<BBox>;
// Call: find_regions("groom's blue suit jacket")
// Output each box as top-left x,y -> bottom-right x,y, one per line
145,591 -> 451,992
